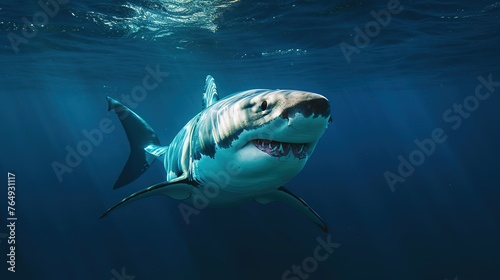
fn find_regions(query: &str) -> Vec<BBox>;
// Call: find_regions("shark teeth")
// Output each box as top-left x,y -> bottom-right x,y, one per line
252,139 -> 308,159
298,145 -> 304,153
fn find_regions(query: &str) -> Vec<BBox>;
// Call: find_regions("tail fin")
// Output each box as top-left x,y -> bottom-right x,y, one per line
107,97 -> 163,189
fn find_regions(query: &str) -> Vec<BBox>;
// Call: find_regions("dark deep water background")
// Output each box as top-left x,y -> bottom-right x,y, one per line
1,0 -> 500,279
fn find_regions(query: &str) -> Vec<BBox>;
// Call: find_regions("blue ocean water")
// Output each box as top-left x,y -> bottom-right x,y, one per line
1,0 -> 499,279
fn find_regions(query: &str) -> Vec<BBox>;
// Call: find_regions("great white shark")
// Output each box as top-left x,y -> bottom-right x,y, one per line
101,75 -> 332,232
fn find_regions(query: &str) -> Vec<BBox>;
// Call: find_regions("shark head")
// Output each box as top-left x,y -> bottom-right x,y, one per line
194,89 -> 331,189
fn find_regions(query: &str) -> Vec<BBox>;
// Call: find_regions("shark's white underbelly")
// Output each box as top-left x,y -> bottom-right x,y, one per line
191,144 -> 307,207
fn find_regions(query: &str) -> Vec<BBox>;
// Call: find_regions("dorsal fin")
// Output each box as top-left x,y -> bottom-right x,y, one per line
202,75 -> 219,109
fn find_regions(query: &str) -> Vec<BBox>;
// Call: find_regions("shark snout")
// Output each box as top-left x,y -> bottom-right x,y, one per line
280,95 -> 331,120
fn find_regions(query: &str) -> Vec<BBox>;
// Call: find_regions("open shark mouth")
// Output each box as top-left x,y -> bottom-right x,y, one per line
252,139 -> 308,159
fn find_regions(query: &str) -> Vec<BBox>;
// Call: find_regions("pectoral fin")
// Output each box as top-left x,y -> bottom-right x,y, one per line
255,187 -> 328,233
100,180 -> 195,218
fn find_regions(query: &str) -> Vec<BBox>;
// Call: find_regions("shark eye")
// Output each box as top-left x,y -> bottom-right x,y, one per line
260,101 -> 268,111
